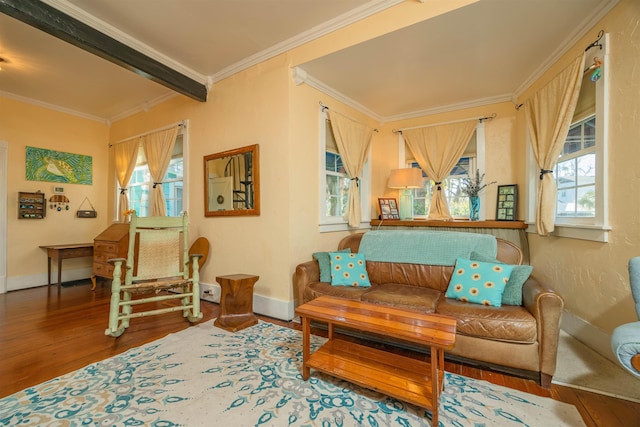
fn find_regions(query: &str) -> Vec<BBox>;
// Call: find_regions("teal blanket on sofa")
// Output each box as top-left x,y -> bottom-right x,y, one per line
359,230 -> 497,266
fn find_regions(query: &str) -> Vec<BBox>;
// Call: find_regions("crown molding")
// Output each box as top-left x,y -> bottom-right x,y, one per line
0,90 -> 109,124
211,0 -> 405,84
513,0 -> 619,99
293,67 -> 512,124
292,67 -> 384,123
383,94 -> 513,123
108,92 -> 179,123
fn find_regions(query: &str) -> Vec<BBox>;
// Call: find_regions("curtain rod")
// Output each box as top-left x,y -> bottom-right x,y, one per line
319,101 -> 379,133
392,113 -> 496,134
585,30 -> 604,52
109,120 -> 186,147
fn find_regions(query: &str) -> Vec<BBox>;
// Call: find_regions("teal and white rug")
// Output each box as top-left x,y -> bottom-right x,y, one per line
0,321 -> 585,426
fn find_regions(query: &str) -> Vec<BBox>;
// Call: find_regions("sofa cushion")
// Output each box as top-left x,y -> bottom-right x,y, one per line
303,281 -> 369,303
365,261 -> 454,292
329,252 -> 371,287
361,283 -> 440,312
470,251 -> 532,306
313,248 -> 351,282
437,297 -> 537,343
445,258 -> 513,307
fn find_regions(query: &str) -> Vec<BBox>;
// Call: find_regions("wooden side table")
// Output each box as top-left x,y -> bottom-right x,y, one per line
214,274 -> 259,332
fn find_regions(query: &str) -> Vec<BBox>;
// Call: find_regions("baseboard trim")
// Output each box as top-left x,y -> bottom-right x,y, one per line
561,309 -> 616,365
199,280 -> 295,322
7,268 -> 93,291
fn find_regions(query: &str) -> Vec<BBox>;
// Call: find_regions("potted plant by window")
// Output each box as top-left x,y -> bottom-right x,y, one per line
461,170 -> 495,221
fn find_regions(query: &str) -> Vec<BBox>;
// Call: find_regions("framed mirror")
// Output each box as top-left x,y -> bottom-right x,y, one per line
204,144 -> 260,217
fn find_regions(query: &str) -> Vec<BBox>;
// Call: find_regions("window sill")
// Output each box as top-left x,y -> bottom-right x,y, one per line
320,221 -> 371,233
526,222 -> 611,242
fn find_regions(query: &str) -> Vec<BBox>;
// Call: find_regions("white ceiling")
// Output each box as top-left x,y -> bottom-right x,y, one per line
0,0 -> 615,123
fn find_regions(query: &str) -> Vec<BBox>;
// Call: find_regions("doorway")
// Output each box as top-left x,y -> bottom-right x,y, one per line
0,141 -> 7,293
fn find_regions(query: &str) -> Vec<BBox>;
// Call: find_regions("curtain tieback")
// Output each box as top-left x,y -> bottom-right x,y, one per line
539,169 -> 554,180
350,177 -> 360,187
119,188 -> 127,195
153,182 -> 162,188
435,181 -> 442,191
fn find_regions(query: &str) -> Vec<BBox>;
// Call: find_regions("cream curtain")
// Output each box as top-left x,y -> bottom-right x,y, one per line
403,121 -> 477,219
525,53 -> 585,236
142,127 -> 179,216
114,138 -> 140,222
327,110 -> 373,227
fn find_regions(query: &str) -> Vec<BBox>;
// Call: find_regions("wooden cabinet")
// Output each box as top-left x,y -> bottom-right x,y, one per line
18,191 -> 46,219
93,224 -> 129,281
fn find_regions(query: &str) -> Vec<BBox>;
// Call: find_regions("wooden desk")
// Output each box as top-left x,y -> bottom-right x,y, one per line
39,243 -> 94,287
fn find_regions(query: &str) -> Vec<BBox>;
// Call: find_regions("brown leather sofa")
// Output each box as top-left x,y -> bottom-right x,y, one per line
294,232 -> 564,387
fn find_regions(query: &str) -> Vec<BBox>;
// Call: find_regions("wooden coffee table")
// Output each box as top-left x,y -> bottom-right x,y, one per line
295,296 -> 456,426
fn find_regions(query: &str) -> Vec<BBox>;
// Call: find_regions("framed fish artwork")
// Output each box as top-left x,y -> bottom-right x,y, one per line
25,146 -> 92,185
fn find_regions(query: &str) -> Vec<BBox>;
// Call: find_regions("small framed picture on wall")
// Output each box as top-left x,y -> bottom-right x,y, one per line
496,184 -> 518,221
378,198 -> 400,220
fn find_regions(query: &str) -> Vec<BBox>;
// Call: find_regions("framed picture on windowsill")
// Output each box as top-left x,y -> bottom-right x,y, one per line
378,198 -> 400,220
496,184 -> 518,221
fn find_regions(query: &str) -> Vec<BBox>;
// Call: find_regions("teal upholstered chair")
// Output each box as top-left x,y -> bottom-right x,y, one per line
611,257 -> 640,377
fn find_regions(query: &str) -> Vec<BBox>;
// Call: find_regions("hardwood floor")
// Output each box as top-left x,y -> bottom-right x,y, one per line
1,282 -> 639,426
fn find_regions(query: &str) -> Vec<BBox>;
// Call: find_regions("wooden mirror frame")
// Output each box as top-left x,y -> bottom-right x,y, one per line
204,144 -> 260,217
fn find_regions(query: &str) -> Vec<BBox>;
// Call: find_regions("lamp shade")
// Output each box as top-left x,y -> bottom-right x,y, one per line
388,168 -> 423,189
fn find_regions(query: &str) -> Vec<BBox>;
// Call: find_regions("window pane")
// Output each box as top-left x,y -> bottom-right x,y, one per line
557,187 -> 575,217
577,153 -> 596,186
563,125 -> 582,155
584,117 -> 596,149
129,184 -> 149,217
325,152 -> 336,172
577,185 -> 595,216
325,175 -> 340,216
556,159 -> 576,189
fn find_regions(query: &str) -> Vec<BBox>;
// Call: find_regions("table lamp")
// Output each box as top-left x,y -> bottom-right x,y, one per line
388,168 -> 423,220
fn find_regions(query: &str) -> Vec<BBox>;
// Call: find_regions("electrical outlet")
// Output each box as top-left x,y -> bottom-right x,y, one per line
200,283 -> 221,303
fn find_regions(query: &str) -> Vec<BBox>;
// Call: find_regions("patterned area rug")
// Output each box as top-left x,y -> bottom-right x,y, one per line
0,321 -> 586,426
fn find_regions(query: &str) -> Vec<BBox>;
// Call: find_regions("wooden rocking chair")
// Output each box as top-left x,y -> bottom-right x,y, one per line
105,212 -> 203,337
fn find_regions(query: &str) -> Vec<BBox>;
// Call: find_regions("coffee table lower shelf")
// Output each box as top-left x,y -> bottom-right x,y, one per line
305,338 -> 443,410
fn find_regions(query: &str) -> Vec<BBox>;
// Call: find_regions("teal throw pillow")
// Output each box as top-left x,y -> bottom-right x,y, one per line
445,257 -> 513,307
470,251 -> 533,306
313,248 -> 351,282
329,252 -> 371,287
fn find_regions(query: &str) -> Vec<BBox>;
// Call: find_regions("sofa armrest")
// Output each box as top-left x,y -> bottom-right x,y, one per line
294,260 -> 320,307
522,276 -> 565,386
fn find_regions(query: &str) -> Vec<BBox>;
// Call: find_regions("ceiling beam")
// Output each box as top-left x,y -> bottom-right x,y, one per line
0,0 -> 207,102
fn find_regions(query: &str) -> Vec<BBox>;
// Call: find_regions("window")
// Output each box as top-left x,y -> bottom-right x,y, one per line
411,157 -> 474,218
399,123 -> 485,219
556,116 -> 596,218
124,132 -> 186,217
319,111 -> 370,231
324,151 -> 349,218
526,35 -> 609,241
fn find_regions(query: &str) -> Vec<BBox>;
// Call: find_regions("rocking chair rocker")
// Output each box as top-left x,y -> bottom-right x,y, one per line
105,212 -> 203,337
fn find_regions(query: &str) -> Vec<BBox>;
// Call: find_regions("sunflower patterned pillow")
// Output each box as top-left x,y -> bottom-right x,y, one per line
445,257 -> 514,307
329,252 -> 371,287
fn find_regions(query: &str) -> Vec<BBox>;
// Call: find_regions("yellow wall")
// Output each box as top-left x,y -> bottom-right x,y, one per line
515,0 -> 640,334
109,55 -> 295,315
2,0 -> 638,338
0,97 -> 110,288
